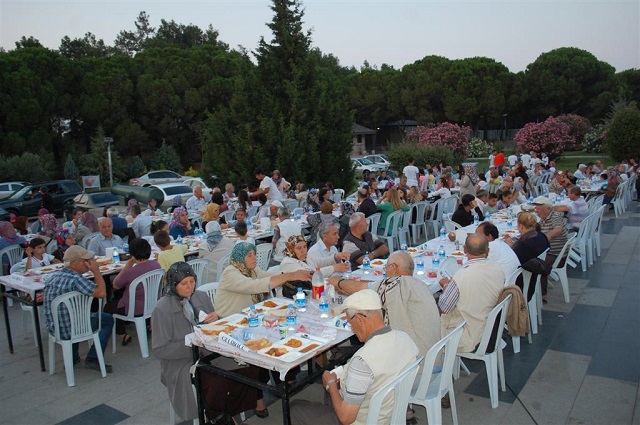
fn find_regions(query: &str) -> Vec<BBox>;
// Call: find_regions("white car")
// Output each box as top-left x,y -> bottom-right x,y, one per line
0,181 -> 28,199
351,157 -> 387,179
151,183 -> 196,208
129,170 -> 185,187
364,154 -> 391,168
182,178 -> 213,202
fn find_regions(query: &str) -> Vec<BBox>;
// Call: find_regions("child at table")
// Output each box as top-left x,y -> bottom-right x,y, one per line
10,237 -> 61,273
484,193 -> 500,215
154,231 -> 187,271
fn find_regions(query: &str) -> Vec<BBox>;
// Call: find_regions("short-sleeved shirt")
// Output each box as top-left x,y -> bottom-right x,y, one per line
402,165 -> 420,188
539,211 -> 568,256
158,245 -> 188,270
44,269 -> 96,340
566,197 -> 589,230
259,176 -> 284,202
88,234 -> 124,256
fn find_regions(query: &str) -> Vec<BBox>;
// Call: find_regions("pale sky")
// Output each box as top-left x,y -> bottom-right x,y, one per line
1,0 -> 638,73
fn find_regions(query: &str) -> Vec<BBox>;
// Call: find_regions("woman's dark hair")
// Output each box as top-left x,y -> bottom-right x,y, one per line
325,182 -> 335,191
439,177 -> 449,189
129,238 -> 152,260
257,194 -> 267,205
151,220 -> 168,235
211,192 -> 224,205
461,194 -> 476,206
458,164 -> 465,175
29,237 -> 46,249
318,187 -> 330,201
238,190 -> 250,210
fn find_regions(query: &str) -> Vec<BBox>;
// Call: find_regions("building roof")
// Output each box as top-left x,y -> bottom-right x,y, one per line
352,123 -> 377,135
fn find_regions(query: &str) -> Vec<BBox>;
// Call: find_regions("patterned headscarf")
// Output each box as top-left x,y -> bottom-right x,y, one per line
81,212 -> 99,232
127,198 -> 138,208
57,228 -> 74,253
202,203 -> 220,223
229,242 -> 268,303
205,222 -> 223,251
0,221 -> 18,240
170,207 -> 188,231
164,262 -> 198,325
40,214 -> 60,238
38,208 -> 49,218
284,235 -> 307,259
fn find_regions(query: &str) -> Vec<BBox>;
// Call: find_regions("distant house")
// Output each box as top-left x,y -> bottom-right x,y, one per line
351,123 -> 376,155
377,120 -> 419,147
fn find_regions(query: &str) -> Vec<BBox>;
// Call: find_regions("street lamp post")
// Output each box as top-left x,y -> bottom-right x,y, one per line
502,114 -> 508,141
104,137 -> 114,188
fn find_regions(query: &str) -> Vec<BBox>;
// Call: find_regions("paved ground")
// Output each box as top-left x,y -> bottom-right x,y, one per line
1,202 -> 638,425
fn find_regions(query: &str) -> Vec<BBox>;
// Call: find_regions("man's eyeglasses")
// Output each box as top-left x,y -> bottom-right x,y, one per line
347,312 -> 366,323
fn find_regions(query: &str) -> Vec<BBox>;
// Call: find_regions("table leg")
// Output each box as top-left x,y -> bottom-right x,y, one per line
1,285 -> 13,354
281,380 -> 291,425
32,296 -> 46,372
192,346 -> 205,425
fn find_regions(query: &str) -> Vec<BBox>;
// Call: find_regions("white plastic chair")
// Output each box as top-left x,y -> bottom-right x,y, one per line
220,210 -> 235,223
283,199 -> 298,212
191,216 -> 203,230
589,205 -> 607,259
196,282 -> 219,306
246,206 -> 259,220
549,234 -> 576,303
454,294 -> 512,409
365,213 -> 381,234
587,194 -> 604,213
408,201 -> 429,245
111,269 -> 164,358
443,220 -> 461,233
187,258 -> 209,288
425,198 -> 444,240
292,207 -> 304,218
377,209 -> 404,253
397,209 -> 413,249
612,181 -> 627,217
569,212 -> 595,272
255,243 -> 273,271
438,256 -> 462,279
80,232 -> 101,249
410,321 -> 465,425
216,253 -> 231,282
364,356 -> 423,425
441,195 -> 459,218
508,269 -> 531,354
48,291 -> 107,387
0,244 -> 24,275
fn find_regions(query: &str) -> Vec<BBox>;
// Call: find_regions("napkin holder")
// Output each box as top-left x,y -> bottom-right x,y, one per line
259,217 -> 271,230
9,273 -> 27,284
219,332 -> 250,352
455,229 -> 468,244
105,247 -> 115,259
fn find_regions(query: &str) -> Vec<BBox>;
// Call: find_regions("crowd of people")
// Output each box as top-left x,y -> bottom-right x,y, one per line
1,155 -> 638,425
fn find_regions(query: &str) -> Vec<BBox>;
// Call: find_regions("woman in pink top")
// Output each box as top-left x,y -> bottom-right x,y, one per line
104,238 -> 161,346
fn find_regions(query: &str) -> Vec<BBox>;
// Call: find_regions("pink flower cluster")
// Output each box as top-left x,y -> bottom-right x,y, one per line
556,114 -> 592,149
407,122 -> 471,158
514,116 -> 575,159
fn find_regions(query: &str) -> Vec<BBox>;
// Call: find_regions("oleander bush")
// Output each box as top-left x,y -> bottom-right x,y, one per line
582,124 -> 606,153
556,113 -> 592,150
514,116 -> 575,160
406,122 -> 471,160
467,137 -> 494,158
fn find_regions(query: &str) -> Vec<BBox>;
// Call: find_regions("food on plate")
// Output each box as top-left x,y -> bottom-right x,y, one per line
201,323 -> 237,336
96,258 -> 112,265
452,252 -> 464,256
263,300 -> 278,308
371,260 -> 384,265
40,267 -> 53,272
408,248 -> 417,253
265,347 -> 288,357
277,305 -> 288,310
284,338 -> 303,348
299,343 -> 319,353
245,338 -> 272,351
270,309 -> 288,321
99,266 -> 110,272
238,317 -> 249,326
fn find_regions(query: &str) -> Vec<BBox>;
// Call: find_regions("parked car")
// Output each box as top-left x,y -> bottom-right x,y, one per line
151,183 -> 196,208
73,192 -> 120,216
0,206 -> 10,221
182,178 -> 213,202
363,154 -> 391,168
351,157 -> 387,179
129,170 -> 185,187
0,181 -> 28,199
0,180 -> 83,218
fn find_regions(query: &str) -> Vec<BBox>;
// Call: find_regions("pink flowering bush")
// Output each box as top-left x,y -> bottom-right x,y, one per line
556,114 -> 592,150
406,122 -> 470,160
514,116 -> 575,159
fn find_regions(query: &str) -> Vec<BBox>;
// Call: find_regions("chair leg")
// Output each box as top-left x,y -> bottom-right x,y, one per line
498,343 -> 506,392
453,357 -> 460,380
169,402 -> 176,424
425,398 -> 442,425
61,341 -> 75,387
559,269 -> 570,303
93,334 -> 107,377
528,297 -> 538,334
112,322 -> 117,354
512,335 -> 520,353
48,335 -> 56,375
450,387 -> 459,425
134,319 -> 150,358
485,355 -> 499,408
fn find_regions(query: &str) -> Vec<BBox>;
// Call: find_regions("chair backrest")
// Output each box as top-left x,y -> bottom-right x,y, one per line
80,232 -> 101,249
473,294 -> 512,355
196,282 -> 219,306
246,206 -> 259,220
552,234 -> 576,269
0,245 -> 25,272
411,201 -> 429,226
51,291 -> 94,341
380,210 -> 404,237
443,220 -> 461,233
400,209 -> 413,231
438,256 -> 462,278
613,181 -> 627,201
412,322 -> 465,401
283,199 -> 298,211
220,210 -> 235,223
366,213 -> 381,233
216,253 -> 231,281
442,195 -> 459,215
292,207 -> 304,218
127,269 -> 165,318
427,198 -> 443,222
255,243 -> 272,271
588,195 -> 604,213
365,356 -> 423,425
187,258 -> 209,287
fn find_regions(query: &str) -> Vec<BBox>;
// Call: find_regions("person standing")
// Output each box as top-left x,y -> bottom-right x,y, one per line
508,152 -> 518,168
40,186 -> 54,213
252,168 -> 284,203
495,150 -> 506,175
402,158 -> 420,189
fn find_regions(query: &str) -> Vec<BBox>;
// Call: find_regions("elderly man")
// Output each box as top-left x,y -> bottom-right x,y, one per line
88,217 -> 124,256
106,206 -> 128,236
130,204 -> 153,238
355,188 -> 377,218
252,168 -> 284,203
532,196 -> 568,301
222,183 -> 236,204
272,207 -> 302,262
291,289 -> 419,425
186,186 -> 207,213
475,222 -> 520,285
574,164 -> 588,181
553,186 -> 589,231
44,246 -> 114,372
438,233 -> 505,352
342,212 -> 388,270
307,222 -> 350,274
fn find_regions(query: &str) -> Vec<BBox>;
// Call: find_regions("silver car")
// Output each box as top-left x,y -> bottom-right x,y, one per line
351,157 -> 387,179
151,183 -> 196,208
129,170 -> 185,187
0,181 -> 28,199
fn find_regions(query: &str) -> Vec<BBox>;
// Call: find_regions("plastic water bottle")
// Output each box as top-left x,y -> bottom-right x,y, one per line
473,213 -> 479,225
416,255 -> 425,275
122,243 -> 129,254
295,287 -> 307,311
319,292 -> 329,318
286,303 -> 297,326
290,211 -> 294,221
248,305 -> 259,327
438,244 -> 446,259
312,267 -> 324,300
176,236 -> 183,245
343,259 -> 351,279
432,255 -> 440,267
439,226 -> 446,242
362,252 -> 371,274
112,250 -> 120,264
399,228 -> 408,251
326,279 -> 336,303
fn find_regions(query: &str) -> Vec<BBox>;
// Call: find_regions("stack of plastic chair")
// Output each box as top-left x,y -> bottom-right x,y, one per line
187,258 -> 209,288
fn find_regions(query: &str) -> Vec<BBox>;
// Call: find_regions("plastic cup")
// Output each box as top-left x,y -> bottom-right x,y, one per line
278,323 -> 288,339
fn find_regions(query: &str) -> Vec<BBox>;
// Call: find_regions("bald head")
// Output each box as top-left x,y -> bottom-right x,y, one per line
465,233 -> 489,258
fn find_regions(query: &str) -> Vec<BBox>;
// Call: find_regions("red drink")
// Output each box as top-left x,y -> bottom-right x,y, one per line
312,284 -> 324,300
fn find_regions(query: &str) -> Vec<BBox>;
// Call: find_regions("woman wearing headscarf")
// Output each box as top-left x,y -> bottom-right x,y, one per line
39,213 -> 60,239
151,262 -> 260,424
457,164 -> 476,198
0,221 -> 27,273
169,207 -> 193,239
28,208 -> 49,234
198,221 -> 236,283
202,203 -> 230,231
142,197 -> 161,216
53,228 -> 76,262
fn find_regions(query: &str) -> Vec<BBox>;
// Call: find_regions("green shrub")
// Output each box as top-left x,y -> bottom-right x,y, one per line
605,102 -> 640,161
63,154 -> 80,182
0,152 -> 55,182
388,143 -> 457,171
127,156 -> 146,179
582,124 -> 606,153
467,137 -> 494,158
151,141 -> 182,172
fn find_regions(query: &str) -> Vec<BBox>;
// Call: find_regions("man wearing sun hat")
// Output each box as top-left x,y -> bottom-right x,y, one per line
290,289 -> 419,425
44,245 -> 114,373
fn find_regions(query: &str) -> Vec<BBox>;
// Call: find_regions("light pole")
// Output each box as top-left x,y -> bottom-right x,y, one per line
104,136 -> 114,188
502,114 -> 508,141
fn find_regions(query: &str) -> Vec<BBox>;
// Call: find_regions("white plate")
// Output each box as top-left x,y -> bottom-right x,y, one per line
257,344 -> 302,362
242,299 -> 290,314
211,313 -> 249,328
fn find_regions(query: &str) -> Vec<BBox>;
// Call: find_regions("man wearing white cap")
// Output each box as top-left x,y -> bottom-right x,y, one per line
43,246 -> 114,373
574,164 -> 588,180
290,289 -> 419,425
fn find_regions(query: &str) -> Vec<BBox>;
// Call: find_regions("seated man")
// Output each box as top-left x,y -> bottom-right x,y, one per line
553,186 -> 589,231
290,289 -> 419,425
88,217 -> 124,256
44,246 -> 114,372
342,212 -> 388,270
475,222 -> 520,285
438,233 -> 505,352
130,204 -> 153,238
306,222 -> 350,275
186,185 -> 207,214
355,188 -> 377,218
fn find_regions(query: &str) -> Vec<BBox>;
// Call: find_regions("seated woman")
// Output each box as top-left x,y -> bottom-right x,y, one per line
152,262 -> 260,424
169,207 -> 194,239
430,177 -> 452,200
306,201 -> 337,247
408,186 -> 423,204
376,188 -> 409,232
11,237 -> 60,273
28,208 -> 49,234
451,194 -> 485,227
279,235 -> 345,298
368,179 -> 382,202
142,197 -> 161,216
0,221 -> 27,274
53,229 -> 76,262
39,213 -> 60,240
105,238 -> 162,346
202,203 -> 230,231
198,221 -> 236,284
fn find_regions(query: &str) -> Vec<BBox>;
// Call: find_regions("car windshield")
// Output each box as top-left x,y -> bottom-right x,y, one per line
92,193 -> 119,204
359,158 -> 374,165
163,186 -> 193,196
7,186 -> 32,200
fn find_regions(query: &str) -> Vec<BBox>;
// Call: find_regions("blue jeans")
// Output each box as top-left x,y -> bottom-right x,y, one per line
72,313 -> 114,362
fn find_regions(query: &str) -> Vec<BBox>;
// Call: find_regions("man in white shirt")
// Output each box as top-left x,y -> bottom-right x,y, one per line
488,150 -> 496,168
185,186 -> 207,213
520,152 -> 532,169
402,158 -> 420,188
475,222 -> 520,286
574,164 -> 588,180
130,205 -> 153,238
252,168 -> 284,203
307,222 -> 350,273
508,153 -> 518,167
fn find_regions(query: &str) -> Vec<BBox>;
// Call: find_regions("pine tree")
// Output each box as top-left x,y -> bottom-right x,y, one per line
63,154 -> 79,181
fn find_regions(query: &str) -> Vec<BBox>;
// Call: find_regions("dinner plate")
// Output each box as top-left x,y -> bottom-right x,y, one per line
242,299 -> 290,314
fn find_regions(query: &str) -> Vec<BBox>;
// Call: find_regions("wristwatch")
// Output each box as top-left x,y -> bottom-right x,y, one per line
325,379 -> 336,391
